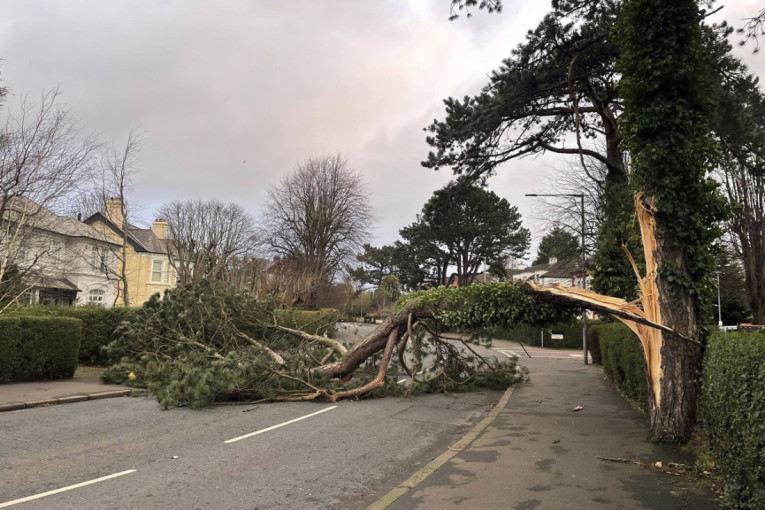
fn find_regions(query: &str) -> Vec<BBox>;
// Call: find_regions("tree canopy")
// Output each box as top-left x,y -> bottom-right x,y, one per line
263,154 -> 371,308
404,181 -> 530,287
533,226 -> 580,265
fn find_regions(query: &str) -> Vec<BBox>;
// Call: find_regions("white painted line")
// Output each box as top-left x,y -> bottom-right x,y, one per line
0,469 -> 137,508
496,349 -> 518,358
224,405 -> 338,444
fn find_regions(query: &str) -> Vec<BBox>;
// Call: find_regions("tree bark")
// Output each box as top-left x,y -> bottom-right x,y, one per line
741,244 -> 765,324
631,195 -> 701,443
317,309 -> 411,378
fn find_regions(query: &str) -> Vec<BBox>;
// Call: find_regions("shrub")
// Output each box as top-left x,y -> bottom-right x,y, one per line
700,331 -> 765,509
3,305 -> 138,365
474,319 -> 599,350
593,322 -> 647,411
0,316 -> 82,383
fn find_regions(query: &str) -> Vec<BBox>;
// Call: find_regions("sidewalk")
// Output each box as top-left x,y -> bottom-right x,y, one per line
0,367 -> 131,412
374,341 -> 721,509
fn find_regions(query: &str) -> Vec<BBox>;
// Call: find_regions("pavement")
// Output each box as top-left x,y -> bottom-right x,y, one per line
0,367 -> 132,412
368,340 -> 722,510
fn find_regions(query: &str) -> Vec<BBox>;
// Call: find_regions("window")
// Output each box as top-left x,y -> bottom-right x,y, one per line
151,260 -> 163,283
90,246 -> 109,274
49,240 -> 62,264
15,246 -> 27,265
88,289 -> 105,306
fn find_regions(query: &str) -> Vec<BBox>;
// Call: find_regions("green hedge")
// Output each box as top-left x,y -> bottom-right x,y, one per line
476,320 -> 597,350
4,305 -> 138,365
592,322 -> 648,411
274,308 -> 338,337
700,331 -> 765,509
0,316 -> 82,383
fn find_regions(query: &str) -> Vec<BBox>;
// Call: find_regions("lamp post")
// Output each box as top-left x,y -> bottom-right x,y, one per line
525,193 -> 588,365
716,270 -> 722,328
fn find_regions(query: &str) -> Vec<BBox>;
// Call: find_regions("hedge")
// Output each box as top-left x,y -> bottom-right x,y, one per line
475,320 -> 597,350
4,305 -> 138,366
591,322 -> 648,411
0,316 -> 82,383
700,331 -> 765,509
274,308 -> 338,337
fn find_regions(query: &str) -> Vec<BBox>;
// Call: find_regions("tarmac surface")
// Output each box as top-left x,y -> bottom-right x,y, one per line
0,341 -> 723,509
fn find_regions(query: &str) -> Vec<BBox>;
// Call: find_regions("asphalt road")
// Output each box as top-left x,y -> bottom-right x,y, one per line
0,390 -> 501,509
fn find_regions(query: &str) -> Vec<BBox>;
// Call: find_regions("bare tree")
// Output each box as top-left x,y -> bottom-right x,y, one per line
263,154 -> 372,308
74,130 -> 142,306
159,199 -> 258,286
717,160 -> 765,323
0,89 -> 99,306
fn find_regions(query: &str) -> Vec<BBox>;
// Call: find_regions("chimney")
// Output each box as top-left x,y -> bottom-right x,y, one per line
105,197 -> 125,226
152,218 -> 167,239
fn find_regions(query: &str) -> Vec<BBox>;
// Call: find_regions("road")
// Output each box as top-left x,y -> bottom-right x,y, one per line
0,389 -> 501,509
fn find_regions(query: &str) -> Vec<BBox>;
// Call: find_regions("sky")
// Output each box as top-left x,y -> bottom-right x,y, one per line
1,0 -> 763,261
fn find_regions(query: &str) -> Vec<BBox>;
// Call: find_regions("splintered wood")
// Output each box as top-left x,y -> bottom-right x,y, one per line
525,194 -> 682,408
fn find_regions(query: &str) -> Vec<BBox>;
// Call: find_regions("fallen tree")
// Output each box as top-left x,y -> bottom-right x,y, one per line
103,280 -> 564,408
105,201 -> 708,442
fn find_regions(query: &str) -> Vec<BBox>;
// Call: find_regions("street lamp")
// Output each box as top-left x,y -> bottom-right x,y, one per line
716,270 -> 722,328
525,193 -> 588,365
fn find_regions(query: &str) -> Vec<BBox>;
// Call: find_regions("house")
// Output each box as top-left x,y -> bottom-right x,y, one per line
507,260 -> 552,283
538,257 -> 588,288
508,257 -> 588,289
1,197 -> 120,306
84,198 -> 176,306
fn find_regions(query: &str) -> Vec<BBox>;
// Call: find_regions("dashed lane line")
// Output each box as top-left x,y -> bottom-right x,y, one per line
0,470 -> 137,508
224,405 -> 338,444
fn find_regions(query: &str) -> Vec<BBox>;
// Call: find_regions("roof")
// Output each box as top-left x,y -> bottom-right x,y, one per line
507,262 -> 550,276
84,212 -> 170,255
127,224 -> 170,254
3,196 -> 119,246
27,276 -> 81,292
543,257 -> 585,279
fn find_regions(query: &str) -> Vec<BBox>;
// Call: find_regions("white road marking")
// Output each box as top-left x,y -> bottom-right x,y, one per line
0,469 -> 137,508
224,405 -> 338,444
496,349 -> 518,358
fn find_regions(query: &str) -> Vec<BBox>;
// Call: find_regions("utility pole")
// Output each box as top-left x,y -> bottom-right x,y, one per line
525,193 -> 588,364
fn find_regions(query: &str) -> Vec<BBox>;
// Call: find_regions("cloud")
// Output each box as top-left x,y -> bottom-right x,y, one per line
1,0 -> 761,257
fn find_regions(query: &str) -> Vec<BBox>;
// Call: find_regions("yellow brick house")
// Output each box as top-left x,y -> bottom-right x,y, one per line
84,198 -> 176,306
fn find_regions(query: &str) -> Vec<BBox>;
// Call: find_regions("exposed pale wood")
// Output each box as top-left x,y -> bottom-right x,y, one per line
627,193 -> 664,407
270,324 -> 348,355
525,194 -> 693,409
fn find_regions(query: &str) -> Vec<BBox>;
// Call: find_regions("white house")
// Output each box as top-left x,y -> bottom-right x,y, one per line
2,197 -> 120,306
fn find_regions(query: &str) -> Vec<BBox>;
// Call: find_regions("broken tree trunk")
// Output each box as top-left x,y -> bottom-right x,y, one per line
527,194 -> 702,443
634,194 -> 702,443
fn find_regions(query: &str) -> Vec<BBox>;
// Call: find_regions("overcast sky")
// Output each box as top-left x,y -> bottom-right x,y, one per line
1,1 -> 762,260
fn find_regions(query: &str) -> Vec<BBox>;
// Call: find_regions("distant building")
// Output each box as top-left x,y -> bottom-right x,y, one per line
84,198 -> 176,306
3,197 -> 120,306
539,257 -> 587,288
508,257 -> 588,289
506,259 -> 553,283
